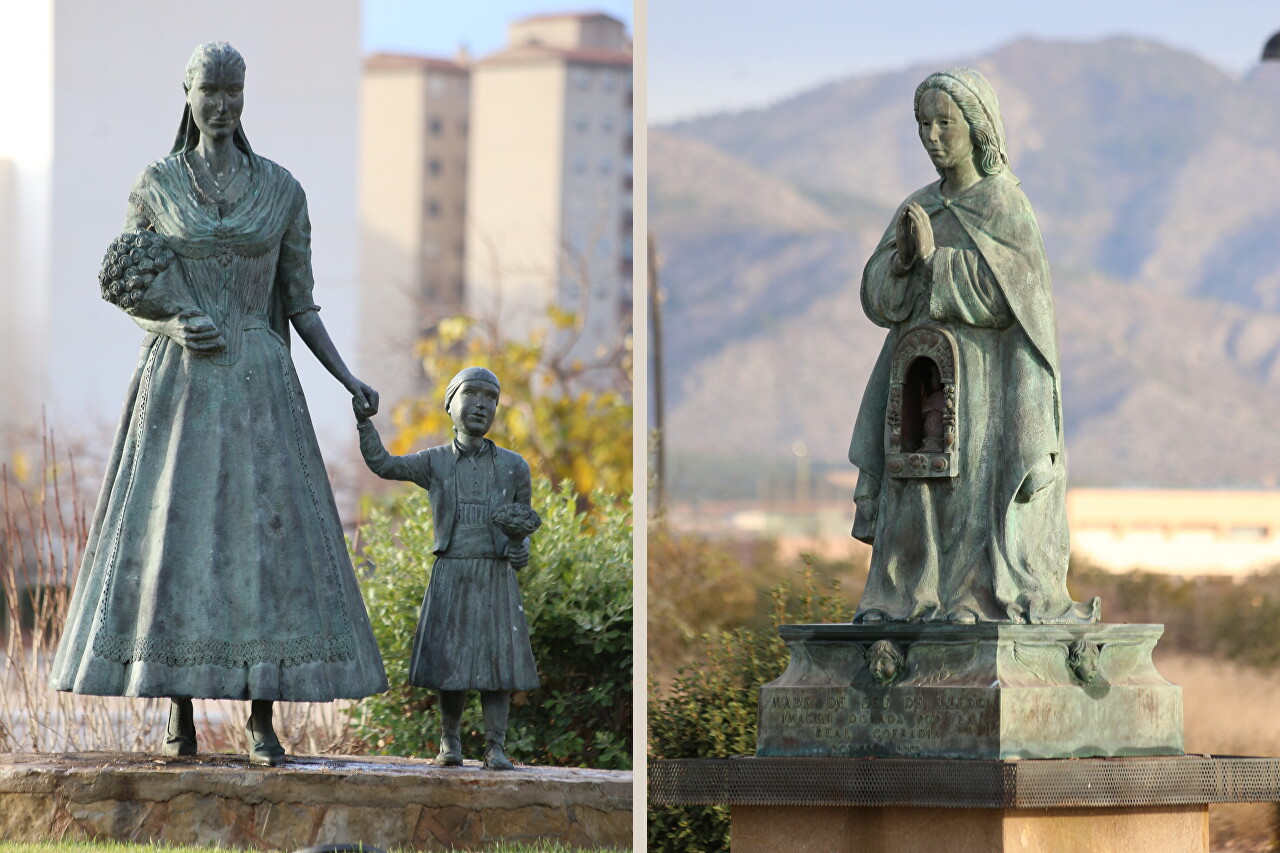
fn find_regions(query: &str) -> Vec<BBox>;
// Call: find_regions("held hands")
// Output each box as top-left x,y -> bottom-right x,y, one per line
508,537 -> 530,570
894,203 -> 936,269
350,381 -> 379,423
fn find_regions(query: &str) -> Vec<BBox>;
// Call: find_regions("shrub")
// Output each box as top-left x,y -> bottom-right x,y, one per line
647,529 -> 867,682
645,530 -> 759,679
352,478 -> 632,769
1070,558 -> 1280,667
647,561 -> 847,852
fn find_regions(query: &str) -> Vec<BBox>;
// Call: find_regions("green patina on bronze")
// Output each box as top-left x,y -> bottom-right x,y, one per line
356,367 -> 541,771
849,68 -> 1098,625
754,69 -> 1186,762
757,623 -> 1184,760
49,42 -> 388,764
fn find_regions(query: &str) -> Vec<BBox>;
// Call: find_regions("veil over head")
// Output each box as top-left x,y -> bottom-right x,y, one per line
918,67 -> 1009,176
171,41 -> 254,156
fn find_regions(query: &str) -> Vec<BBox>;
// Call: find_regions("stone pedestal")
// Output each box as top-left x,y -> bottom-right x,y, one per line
757,623 -> 1183,759
0,752 -> 631,850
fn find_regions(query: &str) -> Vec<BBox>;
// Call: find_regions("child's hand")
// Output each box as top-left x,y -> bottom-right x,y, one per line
508,538 -> 530,570
352,395 -> 375,423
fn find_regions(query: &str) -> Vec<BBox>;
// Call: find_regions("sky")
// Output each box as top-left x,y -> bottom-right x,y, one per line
363,0 -> 633,58
647,0 -> 1280,122
364,2 -> 1278,123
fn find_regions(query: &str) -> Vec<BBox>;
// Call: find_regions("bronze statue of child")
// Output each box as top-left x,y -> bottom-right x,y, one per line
354,367 -> 541,770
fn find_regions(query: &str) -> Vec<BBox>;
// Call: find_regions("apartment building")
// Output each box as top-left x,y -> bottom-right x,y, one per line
466,12 -> 633,374
359,52 -> 471,407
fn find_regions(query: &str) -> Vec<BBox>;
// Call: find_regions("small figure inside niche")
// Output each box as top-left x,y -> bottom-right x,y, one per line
920,363 -> 947,453
355,367 -> 540,770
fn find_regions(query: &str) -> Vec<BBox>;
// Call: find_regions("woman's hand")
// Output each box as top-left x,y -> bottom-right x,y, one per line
347,379 -> 379,419
895,203 -> 936,269
291,311 -> 382,413
895,205 -> 917,266
508,537 -> 530,570
137,309 -> 226,353
905,203 -> 935,261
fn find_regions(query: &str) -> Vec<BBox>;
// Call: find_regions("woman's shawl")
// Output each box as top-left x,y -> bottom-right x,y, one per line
125,154 -> 308,345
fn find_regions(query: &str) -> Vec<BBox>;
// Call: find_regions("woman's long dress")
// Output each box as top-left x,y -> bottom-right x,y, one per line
49,154 -> 388,700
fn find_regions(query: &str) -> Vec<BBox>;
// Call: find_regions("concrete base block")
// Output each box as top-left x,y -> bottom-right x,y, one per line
731,804 -> 1209,853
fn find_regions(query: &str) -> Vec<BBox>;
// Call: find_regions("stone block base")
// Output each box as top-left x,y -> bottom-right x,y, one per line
731,804 -> 1209,853
0,752 -> 631,850
758,623 -> 1183,759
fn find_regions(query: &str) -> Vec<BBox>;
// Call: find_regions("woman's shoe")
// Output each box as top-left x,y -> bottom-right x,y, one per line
162,698 -> 197,757
245,703 -> 286,767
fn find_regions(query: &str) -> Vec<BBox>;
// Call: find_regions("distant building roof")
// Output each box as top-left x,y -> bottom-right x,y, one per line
365,53 -> 468,73
478,44 -> 631,68
513,11 -> 624,24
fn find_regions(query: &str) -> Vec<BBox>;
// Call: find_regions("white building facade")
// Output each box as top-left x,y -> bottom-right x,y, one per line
359,53 -> 471,410
1068,489 -> 1280,576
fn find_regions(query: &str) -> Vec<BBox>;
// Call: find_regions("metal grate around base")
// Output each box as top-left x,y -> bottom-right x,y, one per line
1012,755 -> 1280,808
649,755 -> 1280,809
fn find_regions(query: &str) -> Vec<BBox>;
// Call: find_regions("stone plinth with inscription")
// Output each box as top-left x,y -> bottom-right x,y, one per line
757,623 -> 1183,760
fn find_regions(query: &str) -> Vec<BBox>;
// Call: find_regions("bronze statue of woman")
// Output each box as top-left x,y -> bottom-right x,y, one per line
849,68 -> 1099,625
50,42 -> 388,765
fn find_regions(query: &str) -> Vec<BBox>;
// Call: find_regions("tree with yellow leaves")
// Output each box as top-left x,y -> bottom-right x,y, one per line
385,309 -> 632,509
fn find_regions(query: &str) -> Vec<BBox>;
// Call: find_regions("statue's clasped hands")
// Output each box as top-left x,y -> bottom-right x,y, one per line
895,202 -> 936,269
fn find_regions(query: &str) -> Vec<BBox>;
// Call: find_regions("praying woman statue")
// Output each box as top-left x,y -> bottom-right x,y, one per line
848,68 -> 1099,625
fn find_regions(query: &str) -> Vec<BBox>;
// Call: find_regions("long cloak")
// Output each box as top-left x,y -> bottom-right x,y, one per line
849,172 -> 1097,624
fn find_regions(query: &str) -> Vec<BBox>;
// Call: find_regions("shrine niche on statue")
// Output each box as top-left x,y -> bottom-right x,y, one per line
885,326 -> 958,479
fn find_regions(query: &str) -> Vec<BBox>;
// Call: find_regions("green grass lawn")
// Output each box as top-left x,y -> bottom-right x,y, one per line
0,843 -> 623,853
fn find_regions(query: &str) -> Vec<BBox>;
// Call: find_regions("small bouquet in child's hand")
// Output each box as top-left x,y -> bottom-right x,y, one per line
493,504 -> 540,570
493,503 -> 542,545
99,230 -> 190,319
